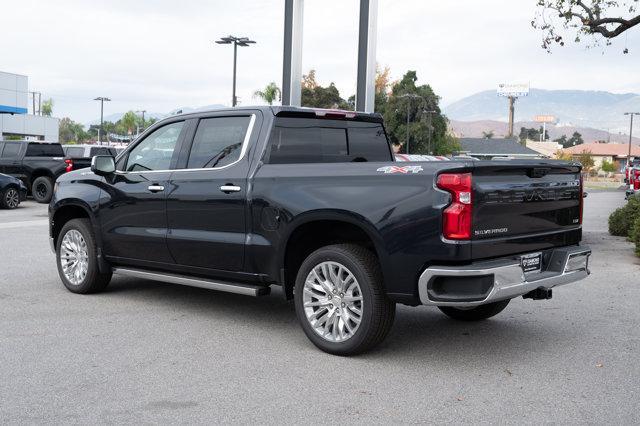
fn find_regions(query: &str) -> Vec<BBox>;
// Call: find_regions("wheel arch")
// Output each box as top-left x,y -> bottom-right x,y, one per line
29,169 -> 55,186
278,210 -> 388,300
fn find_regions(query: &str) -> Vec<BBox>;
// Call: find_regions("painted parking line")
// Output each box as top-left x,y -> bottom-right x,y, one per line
0,219 -> 49,230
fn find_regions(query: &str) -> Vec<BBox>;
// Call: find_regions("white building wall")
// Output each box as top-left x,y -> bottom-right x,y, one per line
0,114 -> 60,142
0,71 -> 28,113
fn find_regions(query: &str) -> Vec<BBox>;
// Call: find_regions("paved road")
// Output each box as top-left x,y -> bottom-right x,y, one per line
1,193 -> 638,424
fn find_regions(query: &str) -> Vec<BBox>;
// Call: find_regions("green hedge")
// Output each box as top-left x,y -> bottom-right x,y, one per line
609,196 -> 640,256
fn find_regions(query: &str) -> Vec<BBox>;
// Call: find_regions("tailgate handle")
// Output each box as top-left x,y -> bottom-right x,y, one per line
529,168 -> 550,178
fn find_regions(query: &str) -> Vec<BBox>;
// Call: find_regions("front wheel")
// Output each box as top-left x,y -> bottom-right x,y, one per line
56,218 -> 112,294
32,176 -> 53,203
294,244 -> 395,356
438,299 -> 510,321
0,187 -> 20,209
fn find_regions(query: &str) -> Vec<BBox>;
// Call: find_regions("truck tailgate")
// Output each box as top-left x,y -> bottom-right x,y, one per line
471,161 -> 582,260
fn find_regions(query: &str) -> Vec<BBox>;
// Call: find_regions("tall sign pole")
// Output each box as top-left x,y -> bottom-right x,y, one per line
498,83 -> 529,140
282,0 -> 304,106
355,0 -> 378,113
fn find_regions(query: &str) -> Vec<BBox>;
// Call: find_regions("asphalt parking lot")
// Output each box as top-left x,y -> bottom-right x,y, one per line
1,191 -> 638,424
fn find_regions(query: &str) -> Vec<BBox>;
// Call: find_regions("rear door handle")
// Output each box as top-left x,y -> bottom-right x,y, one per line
147,185 -> 165,192
220,185 -> 241,193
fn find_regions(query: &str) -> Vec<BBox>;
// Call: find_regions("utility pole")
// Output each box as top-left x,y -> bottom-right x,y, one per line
423,110 -> 437,154
399,93 -> 424,154
136,110 -> 147,135
624,112 -> 640,166
215,36 -> 256,107
508,96 -> 516,138
94,97 -> 111,145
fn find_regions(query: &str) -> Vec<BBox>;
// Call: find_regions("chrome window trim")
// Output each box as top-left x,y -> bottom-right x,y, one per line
114,114 -> 256,175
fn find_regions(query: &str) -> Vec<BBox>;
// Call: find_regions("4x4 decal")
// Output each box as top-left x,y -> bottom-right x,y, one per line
376,165 -> 423,174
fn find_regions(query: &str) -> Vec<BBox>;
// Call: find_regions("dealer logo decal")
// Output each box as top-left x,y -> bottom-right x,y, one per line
376,165 -> 423,174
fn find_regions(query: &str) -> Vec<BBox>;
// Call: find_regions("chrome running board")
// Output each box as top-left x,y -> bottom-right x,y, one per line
112,267 -> 270,297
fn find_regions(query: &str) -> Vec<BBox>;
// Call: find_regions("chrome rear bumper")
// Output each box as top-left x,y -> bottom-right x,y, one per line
418,246 -> 591,307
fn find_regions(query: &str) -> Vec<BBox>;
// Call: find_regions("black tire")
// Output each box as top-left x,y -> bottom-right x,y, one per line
438,299 -> 510,321
32,176 -> 53,203
294,244 -> 395,356
56,218 -> 112,294
0,187 -> 20,209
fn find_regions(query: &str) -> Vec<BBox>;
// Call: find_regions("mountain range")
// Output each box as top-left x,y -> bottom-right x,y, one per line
443,89 -> 640,135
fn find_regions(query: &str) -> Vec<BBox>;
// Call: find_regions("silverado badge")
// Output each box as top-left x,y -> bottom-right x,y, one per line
376,165 -> 423,174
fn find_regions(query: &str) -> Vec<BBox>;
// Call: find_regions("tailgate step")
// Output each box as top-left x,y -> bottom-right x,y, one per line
112,268 -> 270,296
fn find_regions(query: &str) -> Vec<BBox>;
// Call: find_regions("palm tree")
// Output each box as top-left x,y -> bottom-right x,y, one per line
253,82 -> 281,105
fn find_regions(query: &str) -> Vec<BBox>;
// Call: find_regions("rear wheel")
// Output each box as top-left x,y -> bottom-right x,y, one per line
294,244 -> 395,356
56,218 -> 112,294
32,176 -> 53,203
438,299 -> 510,321
0,187 -> 20,209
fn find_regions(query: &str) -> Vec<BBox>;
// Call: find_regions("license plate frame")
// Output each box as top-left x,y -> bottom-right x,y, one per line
521,252 -> 542,274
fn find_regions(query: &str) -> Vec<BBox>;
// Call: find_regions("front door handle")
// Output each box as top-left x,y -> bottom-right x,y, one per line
220,185 -> 241,193
147,185 -> 165,192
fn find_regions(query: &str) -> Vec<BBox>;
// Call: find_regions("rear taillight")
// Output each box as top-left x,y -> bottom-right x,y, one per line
64,159 -> 73,173
437,173 -> 472,240
579,173 -> 584,224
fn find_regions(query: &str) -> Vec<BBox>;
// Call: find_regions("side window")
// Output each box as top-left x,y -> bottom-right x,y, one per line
1,143 -> 21,158
125,121 -> 184,172
268,120 -> 348,164
187,116 -> 250,169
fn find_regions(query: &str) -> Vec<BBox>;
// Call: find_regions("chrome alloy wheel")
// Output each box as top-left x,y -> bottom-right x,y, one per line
5,189 -> 19,208
302,261 -> 363,342
59,230 -> 89,286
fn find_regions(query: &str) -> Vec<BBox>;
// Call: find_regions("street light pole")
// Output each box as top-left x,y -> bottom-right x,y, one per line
399,93 -> 425,155
136,110 -> 147,135
624,112 -> 640,166
215,35 -> 256,107
94,97 -> 111,145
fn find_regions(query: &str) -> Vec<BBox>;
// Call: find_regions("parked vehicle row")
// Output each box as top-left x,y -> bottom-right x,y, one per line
62,145 -> 122,171
49,106 -> 591,355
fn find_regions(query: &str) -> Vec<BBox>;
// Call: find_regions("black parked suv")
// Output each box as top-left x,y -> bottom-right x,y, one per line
49,107 -> 592,355
0,141 -> 67,203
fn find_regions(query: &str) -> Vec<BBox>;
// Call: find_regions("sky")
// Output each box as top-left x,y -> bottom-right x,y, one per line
3,0 -> 640,124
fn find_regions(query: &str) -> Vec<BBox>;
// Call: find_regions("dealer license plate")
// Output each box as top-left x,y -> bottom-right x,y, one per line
521,252 -> 542,274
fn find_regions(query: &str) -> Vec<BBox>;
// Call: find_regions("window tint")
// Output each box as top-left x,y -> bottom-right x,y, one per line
25,143 -> 64,157
268,118 -> 391,164
64,147 -> 85,158
1,143 -> 22,158
125,121 -> 184,172
187,117 -> 250,169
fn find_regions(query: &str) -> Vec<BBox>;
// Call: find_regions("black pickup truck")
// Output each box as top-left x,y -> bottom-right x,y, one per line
49,107 -> 591,355
0,141 -> 68,203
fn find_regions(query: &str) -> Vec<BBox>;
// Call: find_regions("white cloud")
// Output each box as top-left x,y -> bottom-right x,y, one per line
2,0 -> 639,123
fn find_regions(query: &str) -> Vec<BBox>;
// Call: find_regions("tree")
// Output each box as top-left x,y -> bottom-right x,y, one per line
482,130 -> 495,139
253,82 -> 281,105
601,159 -> 617,172
533,0 -> 640,52
554,134 -> 568,147
119,111 -> 138,136
301,70 -> 349,109
577,150 -> 595,173
568,131 -> 584,147
374,65 -> 392,113
42,98 -> 53,117
59,117 -> 89,143
382,71 -> 458,155
518,126 -> 548,143
555,149 -> 573,160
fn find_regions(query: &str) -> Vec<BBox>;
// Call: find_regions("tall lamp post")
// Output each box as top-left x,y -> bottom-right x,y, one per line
215,35 -> 256,107
136,110 -> 147,137
398,94 -> 425,154
624,112 -> 640,166
94,97 -> 111,145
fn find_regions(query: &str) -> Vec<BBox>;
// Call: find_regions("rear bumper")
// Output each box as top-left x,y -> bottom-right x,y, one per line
418,245 -> 591,307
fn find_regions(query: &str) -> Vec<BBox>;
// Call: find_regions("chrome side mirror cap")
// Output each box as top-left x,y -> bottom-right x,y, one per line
91,155 -> 115,176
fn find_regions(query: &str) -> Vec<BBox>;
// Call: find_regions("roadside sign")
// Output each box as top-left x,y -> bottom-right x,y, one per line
497,83 -> 529,97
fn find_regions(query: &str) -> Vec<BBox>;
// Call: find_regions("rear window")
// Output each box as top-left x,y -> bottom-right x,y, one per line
1,143 -> 22,158
64,147 -> 85,158
268,118 -> 391,164
90,147 -> 117,157
26,143 -> 64,157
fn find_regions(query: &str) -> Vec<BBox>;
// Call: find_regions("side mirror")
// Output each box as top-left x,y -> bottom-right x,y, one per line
91,155 -> 115,176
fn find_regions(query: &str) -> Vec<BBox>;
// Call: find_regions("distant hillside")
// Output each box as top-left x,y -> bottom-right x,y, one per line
444,89 -> 640,133
449,119 -> 640,145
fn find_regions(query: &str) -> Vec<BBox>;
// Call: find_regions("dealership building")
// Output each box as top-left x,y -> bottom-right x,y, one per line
0,71 -> 59,141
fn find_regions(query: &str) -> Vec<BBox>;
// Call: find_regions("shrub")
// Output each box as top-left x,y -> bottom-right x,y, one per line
631,216 -> 640,256
601,160 -> 616,173
608,197 -> 640,237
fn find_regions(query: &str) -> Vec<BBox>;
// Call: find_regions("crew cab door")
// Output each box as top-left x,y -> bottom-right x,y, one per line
165,112 -> 258,272
100,120 -> 187,265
